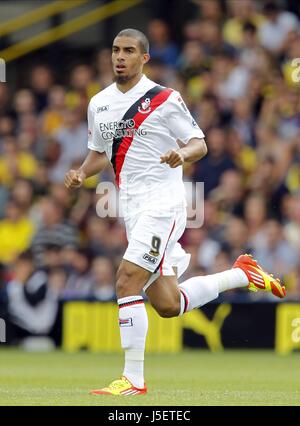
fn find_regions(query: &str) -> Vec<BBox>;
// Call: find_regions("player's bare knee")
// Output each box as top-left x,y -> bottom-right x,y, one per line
115,263 -> 130,293
156,300 -> 180,318
116,271 -> 133,298
116,262 -> 149,298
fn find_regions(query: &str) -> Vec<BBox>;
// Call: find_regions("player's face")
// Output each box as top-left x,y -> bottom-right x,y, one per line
112,36 -> 149,84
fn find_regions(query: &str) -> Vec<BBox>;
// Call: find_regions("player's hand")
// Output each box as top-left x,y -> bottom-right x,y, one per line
64,169 -> 86,189
160,149 -> 185,168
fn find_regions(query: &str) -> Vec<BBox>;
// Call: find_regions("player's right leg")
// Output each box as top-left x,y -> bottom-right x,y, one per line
90,259 -> 151,396
90,212 -> 178,397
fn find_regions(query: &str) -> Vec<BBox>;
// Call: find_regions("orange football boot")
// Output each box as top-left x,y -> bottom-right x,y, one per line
233,254 -> 286,298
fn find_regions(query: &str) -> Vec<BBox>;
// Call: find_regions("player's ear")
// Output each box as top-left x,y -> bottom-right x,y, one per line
143,53 -> 150,65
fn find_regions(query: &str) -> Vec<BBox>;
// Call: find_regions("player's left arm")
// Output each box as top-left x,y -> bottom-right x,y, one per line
160,91 -> 208,168
160,137 -> 207,168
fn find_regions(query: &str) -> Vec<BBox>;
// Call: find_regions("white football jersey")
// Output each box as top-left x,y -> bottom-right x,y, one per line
88,75 -> 204,217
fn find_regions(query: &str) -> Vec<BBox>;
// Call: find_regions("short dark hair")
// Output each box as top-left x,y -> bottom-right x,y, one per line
115,28 -> 149,54
243,21 -> 257,34
17,250 -> 34,263
263,1 -> 279,14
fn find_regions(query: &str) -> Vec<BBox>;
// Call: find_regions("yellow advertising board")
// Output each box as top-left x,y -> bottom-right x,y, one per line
63,302 -> 232,353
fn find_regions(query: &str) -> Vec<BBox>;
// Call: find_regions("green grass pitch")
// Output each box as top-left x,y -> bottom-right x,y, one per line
0,349 -> 299,406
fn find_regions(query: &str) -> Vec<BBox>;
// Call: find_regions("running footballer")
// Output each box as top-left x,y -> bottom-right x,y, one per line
65,29 -> 285,396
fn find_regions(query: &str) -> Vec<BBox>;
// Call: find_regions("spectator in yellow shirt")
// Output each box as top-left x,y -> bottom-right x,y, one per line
0,199 -> 35,265
223,0 -> 264,48
40,85 -> 66,137
0,136 -> 37,188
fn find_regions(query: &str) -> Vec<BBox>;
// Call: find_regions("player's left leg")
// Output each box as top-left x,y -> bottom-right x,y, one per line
146,266 -> 249,317
146,255 -> 285,318
145,273 -> 181,318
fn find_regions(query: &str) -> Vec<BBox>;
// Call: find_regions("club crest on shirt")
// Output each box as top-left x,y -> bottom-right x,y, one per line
138,98 -> 151,114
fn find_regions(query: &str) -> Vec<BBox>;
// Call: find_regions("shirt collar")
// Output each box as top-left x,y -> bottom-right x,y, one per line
114,74 -> 147,96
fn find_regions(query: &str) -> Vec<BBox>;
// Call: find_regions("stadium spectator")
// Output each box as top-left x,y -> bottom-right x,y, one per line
0,199 -> 35,265
0,136 -> 37,187
5,250 -> 59,345
0,114 -> 14,138
222,0 -> 264,48
239,21 -> 261,70
230,97 -> 256,147
62,248 -> 93,299
177,41 -> 207,81
85,215 -> 112,257
68,64 -> 99,106
30,197 -> 78,265
49,107 -> 88,183
95,48 -> 114,89
29,65 -> 55,112
11,178 -> 34,213
147,19 -> 179,65
212,52 -> 250,104
193,94 -> 222,131
14,89 -> 36,117
252,219 -> 299,281
196,0 -> 222,23
221,216 -> 253,262
184,227 -> 221,271
0,83 -> 10,115
243,193 -> 268,246
193,126 -> 236,196
91,256 -> 115,301
40,85 -> 66,137
259,1 -> 300,54
283,194 -> 300,252
199,20 -> 236,58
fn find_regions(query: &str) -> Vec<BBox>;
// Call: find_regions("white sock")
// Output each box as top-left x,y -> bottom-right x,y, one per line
118,295 -> 148,388
179,268 -> 249,315
216,268 -> 248,292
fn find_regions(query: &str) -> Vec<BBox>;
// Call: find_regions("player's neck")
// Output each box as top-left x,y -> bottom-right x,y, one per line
116,73 -> 143,94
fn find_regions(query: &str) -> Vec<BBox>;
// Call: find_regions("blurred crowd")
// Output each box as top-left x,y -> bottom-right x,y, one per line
0,0 -> 300,339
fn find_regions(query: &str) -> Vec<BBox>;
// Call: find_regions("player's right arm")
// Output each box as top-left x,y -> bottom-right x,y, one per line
64,150 -> 109,189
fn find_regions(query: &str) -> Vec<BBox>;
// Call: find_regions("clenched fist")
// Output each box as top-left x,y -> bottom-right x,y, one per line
160,149 -> 185,168
64,169 -> 86,189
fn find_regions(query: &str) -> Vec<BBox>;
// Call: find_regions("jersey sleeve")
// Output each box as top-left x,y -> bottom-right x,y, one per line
162,91 -> 205,144
87,99 -> 105,153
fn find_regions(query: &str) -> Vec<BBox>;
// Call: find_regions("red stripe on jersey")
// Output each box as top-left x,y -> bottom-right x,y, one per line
115,88 -> 173,187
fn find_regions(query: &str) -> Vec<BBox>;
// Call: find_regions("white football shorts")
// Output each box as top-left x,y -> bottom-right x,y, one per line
123,208 -> 191,291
